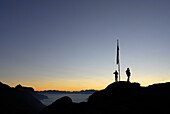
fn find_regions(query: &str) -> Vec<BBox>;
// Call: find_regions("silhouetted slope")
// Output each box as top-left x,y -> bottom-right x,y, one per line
15,84 -> 48,100
0,82 -> 46,114
40,81 -> 170,114
0,82 -> 11,90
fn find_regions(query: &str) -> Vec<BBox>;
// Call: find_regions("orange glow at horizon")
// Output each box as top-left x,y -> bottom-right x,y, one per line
2,75 -> 170,91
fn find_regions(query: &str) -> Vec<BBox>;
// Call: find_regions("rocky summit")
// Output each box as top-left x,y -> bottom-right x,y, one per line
40,81 -> 170,114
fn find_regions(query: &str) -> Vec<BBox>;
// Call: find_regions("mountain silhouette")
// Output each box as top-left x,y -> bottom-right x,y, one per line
0,82 -> 47,114
15,84 -> 48,101
40,81 -> 170,114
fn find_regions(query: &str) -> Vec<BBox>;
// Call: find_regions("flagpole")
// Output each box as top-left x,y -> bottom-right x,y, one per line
118,59 -> 120,81
116,40 -> 120,81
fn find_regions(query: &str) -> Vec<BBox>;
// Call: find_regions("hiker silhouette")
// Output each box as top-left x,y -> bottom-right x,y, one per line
126,68 -> 131,82
113,70 -> 118,82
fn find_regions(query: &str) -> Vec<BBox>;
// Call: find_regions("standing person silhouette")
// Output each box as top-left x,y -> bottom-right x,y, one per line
126,68 -> 131,82
113,70 -> 118,82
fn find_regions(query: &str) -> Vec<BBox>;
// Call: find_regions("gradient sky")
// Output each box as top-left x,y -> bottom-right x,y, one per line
1,0 -> 170,91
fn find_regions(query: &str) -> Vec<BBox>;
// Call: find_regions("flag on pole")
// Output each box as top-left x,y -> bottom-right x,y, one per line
116,40 -> 119,64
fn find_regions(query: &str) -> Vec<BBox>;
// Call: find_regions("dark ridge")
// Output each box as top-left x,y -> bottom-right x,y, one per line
0,81 -> 12,90
40,81 -> 170,114
0,81 -> 47,114
15,84 -> 48,101
15,84 -> 34,92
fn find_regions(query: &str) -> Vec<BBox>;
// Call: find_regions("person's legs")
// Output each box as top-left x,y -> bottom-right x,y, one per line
127,76 -> 129,82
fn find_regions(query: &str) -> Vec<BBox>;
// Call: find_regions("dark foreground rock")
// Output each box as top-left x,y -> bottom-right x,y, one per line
40,96 -> 89,114
0,82 -> 46,114
40,81 -> 170,114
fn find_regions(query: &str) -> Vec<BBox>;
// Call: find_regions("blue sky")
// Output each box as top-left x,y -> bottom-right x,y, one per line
1,0 -> 170,90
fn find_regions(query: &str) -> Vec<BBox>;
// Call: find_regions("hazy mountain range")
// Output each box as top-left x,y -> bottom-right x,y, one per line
36,89 -> 98,94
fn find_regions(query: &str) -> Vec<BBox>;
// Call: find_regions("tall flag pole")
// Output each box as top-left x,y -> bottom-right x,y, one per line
116,40 -> 121,81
